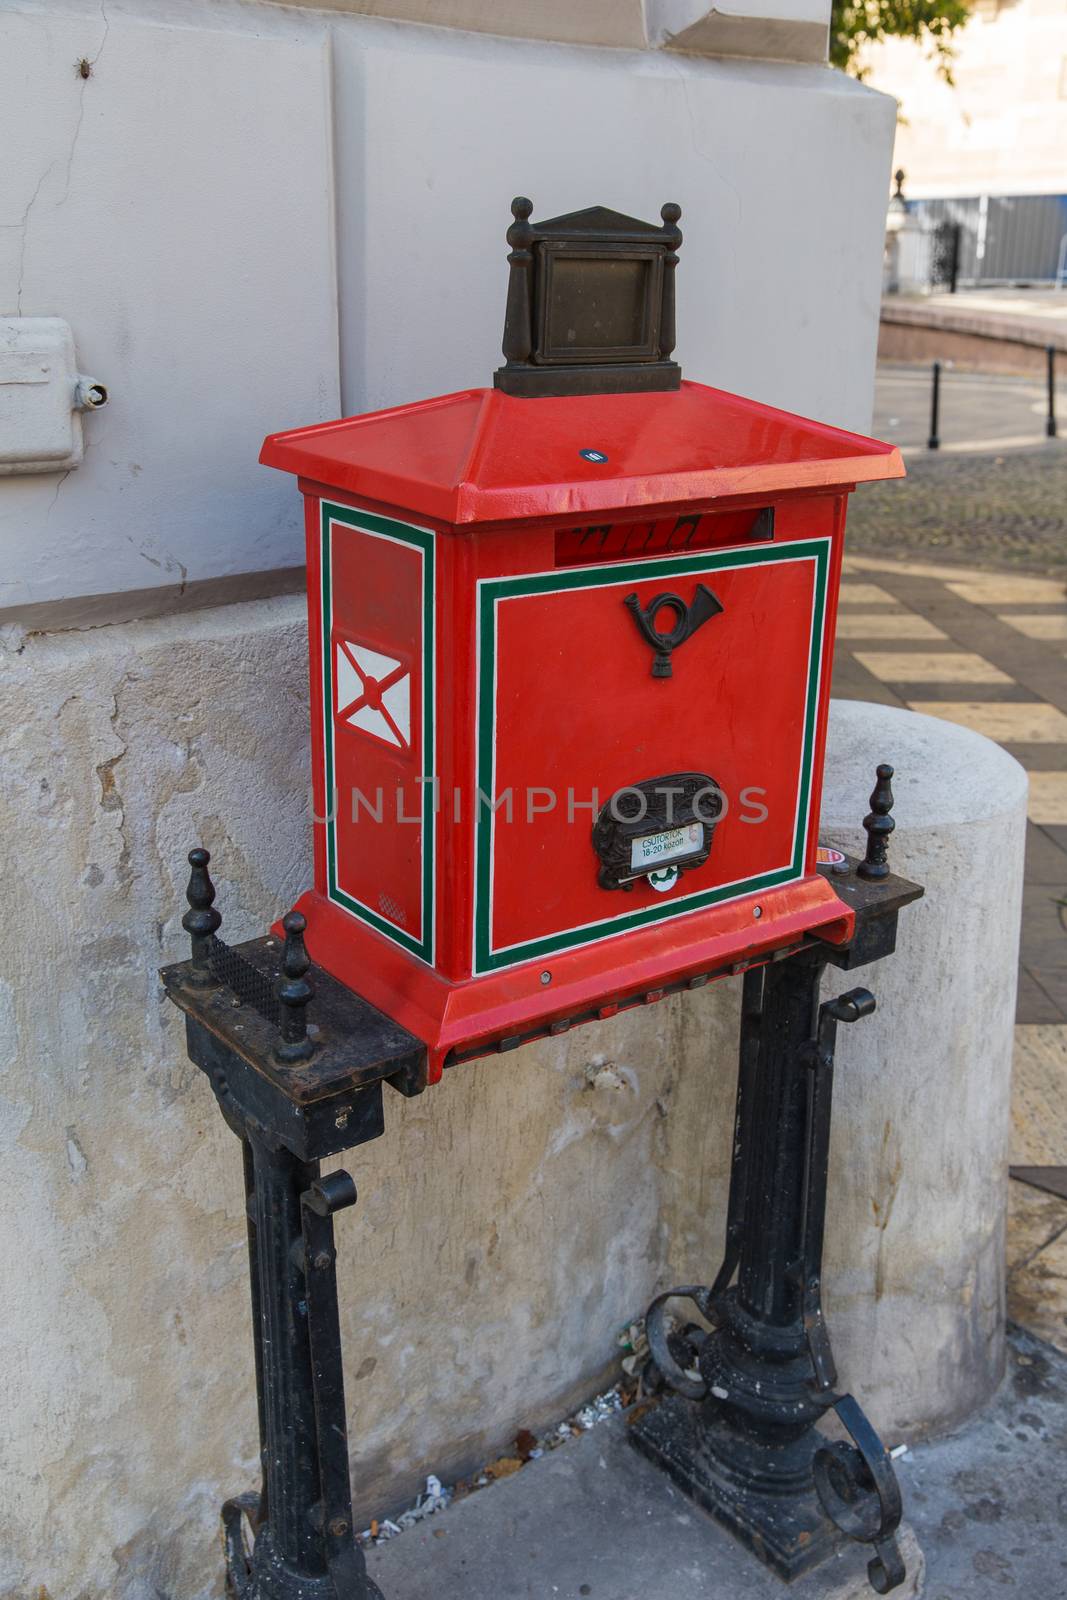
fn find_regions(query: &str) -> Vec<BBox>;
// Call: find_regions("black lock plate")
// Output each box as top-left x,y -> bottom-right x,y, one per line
592,772 -> 722,891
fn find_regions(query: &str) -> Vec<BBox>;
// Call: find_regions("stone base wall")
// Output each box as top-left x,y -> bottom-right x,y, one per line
0,592 -> 1023,1595
0,595 -> 742,1598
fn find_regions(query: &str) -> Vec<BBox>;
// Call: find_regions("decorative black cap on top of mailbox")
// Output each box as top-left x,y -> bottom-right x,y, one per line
495,197 -> 683,397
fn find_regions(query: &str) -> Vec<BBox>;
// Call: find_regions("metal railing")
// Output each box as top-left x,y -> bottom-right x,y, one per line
905,194 -> 1067,289
924,349 -> 1059,450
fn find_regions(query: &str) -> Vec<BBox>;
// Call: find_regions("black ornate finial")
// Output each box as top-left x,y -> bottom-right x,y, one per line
501,197 -> 535,367
495,198 -> 684,397
660,203 -> 682,362
857,764 -> 895,881
182,846 -> 221,984
893,168 -> 906,198
275,911 -> 314,1062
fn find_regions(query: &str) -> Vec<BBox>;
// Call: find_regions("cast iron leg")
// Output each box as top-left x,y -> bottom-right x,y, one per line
633,949 -> 905,1594
700,956 -> 836,1525
222,1131 -> 383,1600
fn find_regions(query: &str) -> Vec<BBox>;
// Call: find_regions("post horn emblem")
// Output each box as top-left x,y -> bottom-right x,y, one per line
624,584 -> 724,678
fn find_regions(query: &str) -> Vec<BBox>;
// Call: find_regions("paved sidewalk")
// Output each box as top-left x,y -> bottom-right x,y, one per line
833,552 -> 1067,1024
368,1328 -> 1067,1600
879,290 -> 1067,382
847,442 -> 1067,574
924,288 -> 1067,327
850,367 -> 1067,573
894,287 -> 1067,345
832,550 -> 1067,1348
873,367 -> 1067,457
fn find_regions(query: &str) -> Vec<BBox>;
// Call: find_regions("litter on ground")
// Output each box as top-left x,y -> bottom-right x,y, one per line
357,1316 -> 653,1548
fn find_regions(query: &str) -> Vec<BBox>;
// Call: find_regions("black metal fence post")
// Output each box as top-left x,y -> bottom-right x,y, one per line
927,361 -> 941,451
948,223 -> 961,294
1048,346 -> 1058,440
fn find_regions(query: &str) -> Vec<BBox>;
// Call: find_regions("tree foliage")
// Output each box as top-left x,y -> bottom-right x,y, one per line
830,1 -> 973,82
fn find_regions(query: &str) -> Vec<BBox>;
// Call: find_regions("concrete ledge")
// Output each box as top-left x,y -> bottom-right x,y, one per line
263,0 -> 829,60
651,1 -> 829,62
880,296 -> 1067,376
262,0 -> 649,47
0,564 -> 306,639
821,700 -> 1027,1439
882,297 -> 1067,352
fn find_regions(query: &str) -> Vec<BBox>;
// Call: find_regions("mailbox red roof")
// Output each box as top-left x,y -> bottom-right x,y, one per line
260,380 -> 904,527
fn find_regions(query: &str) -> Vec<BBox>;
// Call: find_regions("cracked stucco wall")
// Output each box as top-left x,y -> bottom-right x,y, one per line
0,596 -> 1021,1599
0,596 -> 745,1599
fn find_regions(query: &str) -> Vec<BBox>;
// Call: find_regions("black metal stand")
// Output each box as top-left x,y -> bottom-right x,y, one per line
163,767 -> 921,1599
632,770 -> 923,1595
163,855 -> 427,1600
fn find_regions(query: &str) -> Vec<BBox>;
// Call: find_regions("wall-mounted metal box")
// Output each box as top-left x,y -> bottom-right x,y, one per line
0,317 -> 106,475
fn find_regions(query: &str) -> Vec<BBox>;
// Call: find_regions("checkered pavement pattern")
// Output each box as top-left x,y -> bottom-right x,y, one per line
833,557 -> 1067,1027
832,555 -> 1067,1347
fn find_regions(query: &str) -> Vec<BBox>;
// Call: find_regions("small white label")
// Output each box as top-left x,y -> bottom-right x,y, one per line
630,822 -> 703,872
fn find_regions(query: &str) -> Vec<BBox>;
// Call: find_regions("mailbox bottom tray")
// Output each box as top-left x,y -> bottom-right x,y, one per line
282,875 -> 852,1083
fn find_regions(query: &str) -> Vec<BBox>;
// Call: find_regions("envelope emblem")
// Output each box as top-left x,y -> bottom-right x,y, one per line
335,640 -> 411,750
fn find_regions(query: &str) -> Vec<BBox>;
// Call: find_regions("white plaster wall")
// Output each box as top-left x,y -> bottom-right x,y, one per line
0,3 -> 341,611
649,0 -> 830,61
331,27 -> 894,427
1,0 -> 896,612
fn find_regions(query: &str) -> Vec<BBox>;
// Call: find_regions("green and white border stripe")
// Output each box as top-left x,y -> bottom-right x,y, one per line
321,500 -> 436,964
473,538 -> 830,975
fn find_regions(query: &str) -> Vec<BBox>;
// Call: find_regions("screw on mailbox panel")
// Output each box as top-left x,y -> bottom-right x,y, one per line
540,971 -> 552,985
927,361 -> 941,451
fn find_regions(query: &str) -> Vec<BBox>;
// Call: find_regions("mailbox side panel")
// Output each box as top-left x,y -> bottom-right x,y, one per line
305,492 -> 438,965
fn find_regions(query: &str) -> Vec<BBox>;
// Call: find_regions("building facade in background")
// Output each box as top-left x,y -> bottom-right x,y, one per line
866,0 -> 1067,284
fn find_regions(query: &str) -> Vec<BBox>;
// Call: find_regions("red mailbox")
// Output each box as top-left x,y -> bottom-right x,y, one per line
261,200 -> 902,1080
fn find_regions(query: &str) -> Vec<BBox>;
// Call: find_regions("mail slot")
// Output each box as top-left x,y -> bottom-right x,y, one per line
260,198 -> 903,1078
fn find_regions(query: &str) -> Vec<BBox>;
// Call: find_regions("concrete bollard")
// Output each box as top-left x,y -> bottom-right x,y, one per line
819,699 -> 1027,1439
